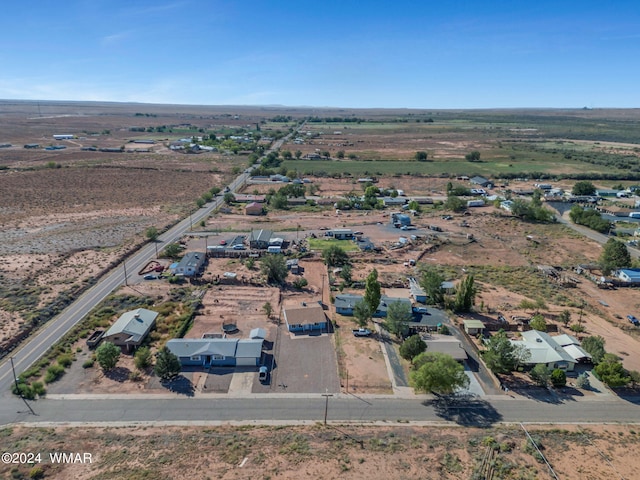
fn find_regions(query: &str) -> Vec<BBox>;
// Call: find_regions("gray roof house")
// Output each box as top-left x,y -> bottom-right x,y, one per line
509,330 -> 590,372
103,308 -> 158,352
171,251 -> 207,277
470,176 -> 493,188
335,294 -> 364,315
249,229 -> 273,249
166,338 -> 264,367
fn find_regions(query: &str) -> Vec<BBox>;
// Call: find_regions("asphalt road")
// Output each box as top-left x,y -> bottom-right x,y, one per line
1,392 -> 639,427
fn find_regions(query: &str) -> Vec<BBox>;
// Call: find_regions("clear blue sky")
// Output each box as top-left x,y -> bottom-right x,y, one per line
1,1 -> 639,108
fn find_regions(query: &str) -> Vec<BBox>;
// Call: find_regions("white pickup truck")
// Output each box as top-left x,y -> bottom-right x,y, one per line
352,328 -> 372,337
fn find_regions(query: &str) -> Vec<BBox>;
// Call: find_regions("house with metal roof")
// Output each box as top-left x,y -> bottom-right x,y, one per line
409,277 -> 427,303
374,296 -> 412,318
334,294 -> 364,315
170,251 -> 206,277
249,229 -> 272,249
470,176 -> 493,188
102,308 -> 158,352
166,338 -> 264,367
509,330 -> 590,372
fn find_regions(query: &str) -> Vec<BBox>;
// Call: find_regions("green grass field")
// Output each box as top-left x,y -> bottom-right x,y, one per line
307,238 -> 360,252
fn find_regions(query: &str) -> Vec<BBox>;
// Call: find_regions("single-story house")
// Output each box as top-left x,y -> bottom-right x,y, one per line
463,319 -> 485,336
103,308 -> 158,352
283,303 -> 329,333
166,338 -> 264,367
382,197 -> 407,207
331,228 -> 354,240
409,196 -> 434,205
249,229 -> 273,249
424,335 -> 468,362
171,251 -> 207,277
245,202 -> 264,216
509,330 -> 590,372
470,176 -> 493,188
616,268 -> 640,284
334,294 -> 364,315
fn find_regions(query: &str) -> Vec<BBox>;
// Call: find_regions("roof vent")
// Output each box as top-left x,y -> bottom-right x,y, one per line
536,338 -> 542,343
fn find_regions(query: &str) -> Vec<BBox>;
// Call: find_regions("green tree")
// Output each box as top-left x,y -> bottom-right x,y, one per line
353,301 -> 372,327
465,150 -> 481,162
364,269 -> 381,315
340,264 -> 353,284
336,150 -> 345,159
558,309 -> 571,327
420,268 -> 445,306
581,335 -> 606,364
399,335 -> 427,364
530,364 -> 551,387
594,353 -> 630,387
134,346 -> 152,370
162,243 -> 182,259
550,369 -> 567,388
323,245 -> 350,267
529,314 -> 547,332
154,346 -> 182,382
385,300 -> 412,338
444,195 -> 466,213
572,180 -> 596,196
483,330 -> 517,374
453,275 -> 476,313
294,150 -> 302,159
410,352 -> 470,396
414,151 -> 428,162
145,226 -> 159,241
223,192 -> 236,204
599,238 -> 631,275
262,301 -> 273,318
95,341 -> 120,371
260,254 -> 289,285
281,150 -> 292,159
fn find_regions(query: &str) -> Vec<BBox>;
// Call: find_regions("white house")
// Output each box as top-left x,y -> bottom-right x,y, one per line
509,330 -> 591,372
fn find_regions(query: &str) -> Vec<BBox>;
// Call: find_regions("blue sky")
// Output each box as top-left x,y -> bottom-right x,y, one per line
1,1 -> 639,108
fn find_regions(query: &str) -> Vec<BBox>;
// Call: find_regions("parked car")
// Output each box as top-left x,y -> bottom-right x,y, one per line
143,274 -> 157,280
412,307 -> 429,314
400,225 -> 416,231
232,244 -> 246,250
353,231 -> 364,235
219,240 -> 227,245
258,366 -> 269,383
352,328 -> 372,337
628,315 -> 640,326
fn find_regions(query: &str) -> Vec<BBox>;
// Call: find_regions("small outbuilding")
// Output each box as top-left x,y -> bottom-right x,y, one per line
463,319 -> 485,336
245,202 -> 264,216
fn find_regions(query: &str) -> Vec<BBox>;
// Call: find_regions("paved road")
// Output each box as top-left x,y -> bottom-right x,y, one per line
2,392 -> 639,427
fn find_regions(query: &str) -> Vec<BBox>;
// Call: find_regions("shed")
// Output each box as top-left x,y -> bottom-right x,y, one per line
616,268 -> 640,284
463,319 -> 485,335
250,328 -> 267,339
470,176 -> 493,188
245,202 -> 264,216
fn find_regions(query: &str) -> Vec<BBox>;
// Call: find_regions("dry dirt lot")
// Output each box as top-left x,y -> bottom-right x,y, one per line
2,424 -> 640,480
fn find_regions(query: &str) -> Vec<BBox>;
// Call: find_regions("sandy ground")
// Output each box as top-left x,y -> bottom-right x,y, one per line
2,423 -> 640,480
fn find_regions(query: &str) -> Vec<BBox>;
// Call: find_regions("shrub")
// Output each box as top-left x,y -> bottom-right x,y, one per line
134,346 -> 152,370
44,364 -> 65,384
82,359 -> 95,369
576,372 -> 590,389
550,369 -> 566,388
57,353 -> 73,368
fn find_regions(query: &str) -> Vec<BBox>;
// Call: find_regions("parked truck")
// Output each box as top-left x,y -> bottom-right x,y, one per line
352,328 -> 372,337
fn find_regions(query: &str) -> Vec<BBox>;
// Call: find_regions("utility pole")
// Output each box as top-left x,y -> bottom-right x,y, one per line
322,390 -> 333,425
123,259 -> 128,286
154,241 -> 159,259
321,273 -> 326,305
10,356 -> 20,394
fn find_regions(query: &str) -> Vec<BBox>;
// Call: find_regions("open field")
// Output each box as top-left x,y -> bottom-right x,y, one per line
2,423 -> 640,480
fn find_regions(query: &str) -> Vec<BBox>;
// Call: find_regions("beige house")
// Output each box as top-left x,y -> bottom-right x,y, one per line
102,308 -> 158,352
